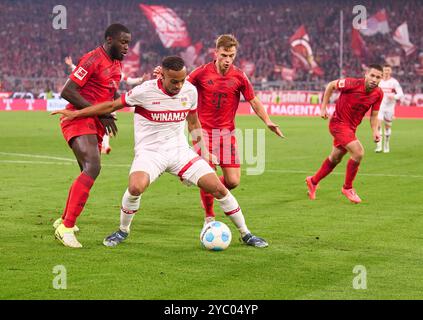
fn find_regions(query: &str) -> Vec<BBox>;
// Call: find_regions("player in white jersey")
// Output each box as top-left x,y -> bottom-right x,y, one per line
64,56 -> 148,154
52,56 -> 268,248
375,65 -> 404,153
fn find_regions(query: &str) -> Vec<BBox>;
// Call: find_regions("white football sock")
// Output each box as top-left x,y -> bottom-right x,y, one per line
376,127 -> 383,150
216,192 -> 250,236
376,126 -> 382,151
384,128 -> 391,149
120,189 -> 141,233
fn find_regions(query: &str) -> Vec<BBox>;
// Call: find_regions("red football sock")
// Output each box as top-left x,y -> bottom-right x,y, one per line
312,158 -> 337,185
343,159 -> 360,189
63,172 -> 95,228
61,184 -> 73,221
200,189 -> 215,218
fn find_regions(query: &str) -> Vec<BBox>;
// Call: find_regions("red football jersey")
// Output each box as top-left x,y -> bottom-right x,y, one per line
66,46 -> 122,110
331,78 -> 383,130
187,62 -> 255,131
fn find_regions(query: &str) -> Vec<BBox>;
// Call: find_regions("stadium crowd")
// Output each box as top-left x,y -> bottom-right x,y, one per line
1,0 -> 422,96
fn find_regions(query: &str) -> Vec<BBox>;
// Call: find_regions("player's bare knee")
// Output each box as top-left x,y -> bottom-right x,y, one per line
128,184 -> 144,196
329,156 -> 342,165
225,178 -> 240,190
84,162 -> 101,179
352,151 -> 364,162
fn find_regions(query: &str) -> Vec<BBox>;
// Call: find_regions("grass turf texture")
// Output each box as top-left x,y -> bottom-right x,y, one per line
0,111 -> 422,299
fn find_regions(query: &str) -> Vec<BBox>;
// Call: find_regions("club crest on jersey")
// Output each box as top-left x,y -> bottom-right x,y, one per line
180,96 -> 188,107
338,79 -> 346,88
74,67 -> 88,80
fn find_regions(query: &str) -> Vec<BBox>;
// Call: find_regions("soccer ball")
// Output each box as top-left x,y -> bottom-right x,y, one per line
200,221 -> 232,251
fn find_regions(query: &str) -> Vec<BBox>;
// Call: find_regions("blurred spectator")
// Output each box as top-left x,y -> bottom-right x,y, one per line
0,0 -> 422,94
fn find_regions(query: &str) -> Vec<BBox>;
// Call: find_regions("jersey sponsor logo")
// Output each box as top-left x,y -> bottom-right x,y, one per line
152,101 -> 161,105
136,107 -> 190,122
74,67 -> 88,81
150,111 -> 189,122
338,79 -> 346,88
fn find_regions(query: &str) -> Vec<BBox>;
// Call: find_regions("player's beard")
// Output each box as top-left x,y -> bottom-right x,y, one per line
110,45 -> 124,61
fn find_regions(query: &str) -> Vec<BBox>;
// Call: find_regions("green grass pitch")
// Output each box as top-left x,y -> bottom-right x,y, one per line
0,111 -> 422,299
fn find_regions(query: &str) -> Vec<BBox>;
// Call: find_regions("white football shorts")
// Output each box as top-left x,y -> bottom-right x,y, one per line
377,109 -> 394,123
130,146 -> 215,186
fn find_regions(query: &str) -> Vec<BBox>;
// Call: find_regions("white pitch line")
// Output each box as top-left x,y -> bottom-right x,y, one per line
0,159 -> 130,168
0,152 -> 422,179
0,152 -> 75,162
0,160 -> 74,165
0,160 -> 130,168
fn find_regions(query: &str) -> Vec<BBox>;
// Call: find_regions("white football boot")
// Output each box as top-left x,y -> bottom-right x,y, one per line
55,223 -> 82,248
53,217 -> 79,233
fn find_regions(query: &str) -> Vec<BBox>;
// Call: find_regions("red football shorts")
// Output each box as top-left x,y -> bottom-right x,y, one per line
60,116 -> 105,151
329,122 -> 357,151
195,131 -> 240,169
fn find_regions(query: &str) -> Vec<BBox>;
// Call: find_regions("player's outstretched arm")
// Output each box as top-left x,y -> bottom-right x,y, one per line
51,98 -> 125,121
125,73 -> 150,85
370,110 -> 381,142
248,96 -> 284,138
321,80 -> 337,119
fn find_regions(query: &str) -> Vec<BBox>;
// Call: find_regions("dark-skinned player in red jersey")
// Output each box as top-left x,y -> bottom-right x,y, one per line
53,24 -> 131,248
306,64 -> 384,204
187,35 -> 284,232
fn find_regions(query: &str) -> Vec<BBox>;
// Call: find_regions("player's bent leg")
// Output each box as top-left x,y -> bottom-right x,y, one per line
56,134 -> 100,247
345,140 -> 364,163
70,134 -> 102,179
384,123 -> 392,153
221,167 -> 241,190
197,173 -> 268,248
375,119 -> 383,152
104,171 -> 149,247
198,172 -> 224,225
342,140 -> 363,203
306,146 -> 346,200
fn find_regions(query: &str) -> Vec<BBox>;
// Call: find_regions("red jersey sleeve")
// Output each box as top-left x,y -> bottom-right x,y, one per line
335,78 -> 357,92
240,72 -> 255,101
69,54 -> 98,87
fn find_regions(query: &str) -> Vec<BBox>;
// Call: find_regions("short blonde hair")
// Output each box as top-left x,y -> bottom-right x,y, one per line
215,34 -> 239,50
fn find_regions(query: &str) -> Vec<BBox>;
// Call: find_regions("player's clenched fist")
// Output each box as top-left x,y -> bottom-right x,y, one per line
320,108 -> 329,119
